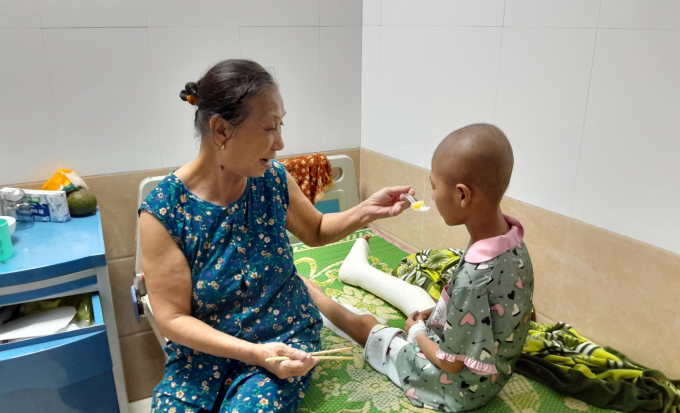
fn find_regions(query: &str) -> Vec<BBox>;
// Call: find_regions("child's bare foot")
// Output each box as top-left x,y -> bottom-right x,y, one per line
363,234 -> 372,243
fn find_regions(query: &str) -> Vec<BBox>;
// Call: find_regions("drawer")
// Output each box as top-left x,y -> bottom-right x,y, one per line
0,269 -> 98,307
0,330 -> 119,413
0,292 -> 105,353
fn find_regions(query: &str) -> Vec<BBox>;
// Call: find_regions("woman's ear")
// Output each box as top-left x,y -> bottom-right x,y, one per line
456,184 -> 471,208
210,116 -> 236,149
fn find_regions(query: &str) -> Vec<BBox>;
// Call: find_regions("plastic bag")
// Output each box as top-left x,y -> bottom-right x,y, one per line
41,169 -> 89,193
20,294 -> 93,327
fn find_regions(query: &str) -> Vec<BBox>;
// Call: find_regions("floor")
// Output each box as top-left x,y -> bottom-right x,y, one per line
129,398 -> 153,413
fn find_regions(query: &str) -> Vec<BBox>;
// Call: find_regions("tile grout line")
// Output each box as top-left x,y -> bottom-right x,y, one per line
492,0 -> 507,122
568,0 -> 603,219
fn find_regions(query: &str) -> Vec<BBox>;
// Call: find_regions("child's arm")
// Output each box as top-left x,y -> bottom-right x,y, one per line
405,311 -> 464,374
416,333 -> 464,374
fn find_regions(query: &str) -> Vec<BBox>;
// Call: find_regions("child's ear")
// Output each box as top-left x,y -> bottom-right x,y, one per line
456,184 -> 471,207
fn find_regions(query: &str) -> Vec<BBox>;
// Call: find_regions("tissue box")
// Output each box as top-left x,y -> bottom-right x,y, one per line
0,188 -> 71,223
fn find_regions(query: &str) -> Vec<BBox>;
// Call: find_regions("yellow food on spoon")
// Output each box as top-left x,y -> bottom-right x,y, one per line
412,200 -> 424,210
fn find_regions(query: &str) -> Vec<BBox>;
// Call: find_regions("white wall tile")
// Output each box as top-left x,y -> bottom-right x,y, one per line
38,0 -> 146,28
574,30 -> 680,254
321,0 -> 362,26
238,0 -> 319,27
0,0 -> 41,28
495,28 -> 596,216
381,0 -> 432,26
148,27 -> 241,168
43,28 -> 161,176
427,26 -> 502,161
144,0 -> 239,27
432,0 -> 505,27
599,0 -> 680,30
240,27 -> 321,156
319,27 -> 362,150
504,0 -> 601,28
374,26 -> 432,168
361,26 -> 381,149
363,0 -> 382,26
0,29 -> 62,185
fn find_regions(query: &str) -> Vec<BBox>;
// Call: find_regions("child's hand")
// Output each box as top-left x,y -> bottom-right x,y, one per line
405,310 -> 420,333
418,307 -> 434,322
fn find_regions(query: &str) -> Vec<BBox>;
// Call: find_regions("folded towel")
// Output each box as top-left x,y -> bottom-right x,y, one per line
281,153 -> 334,204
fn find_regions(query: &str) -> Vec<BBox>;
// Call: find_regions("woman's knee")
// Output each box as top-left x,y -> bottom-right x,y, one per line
151,393 -> 203,413
220,371 -> 311,413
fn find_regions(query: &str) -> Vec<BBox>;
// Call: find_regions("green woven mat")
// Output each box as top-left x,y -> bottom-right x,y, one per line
294,229 -> 616,413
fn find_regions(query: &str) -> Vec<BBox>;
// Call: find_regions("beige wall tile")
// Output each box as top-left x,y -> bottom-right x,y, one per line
558,219 -> 680,378
501,196 -> 570,321
360,148 -> 428,250
534,313 -> 557,325
109,257 -> 151,337
120,331 -> 166,402
86,168 -> 174,260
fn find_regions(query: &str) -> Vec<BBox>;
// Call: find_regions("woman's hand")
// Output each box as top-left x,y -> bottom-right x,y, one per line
252,342 -> 319,379
405,310 -> 421,334
362,186 -> 415,220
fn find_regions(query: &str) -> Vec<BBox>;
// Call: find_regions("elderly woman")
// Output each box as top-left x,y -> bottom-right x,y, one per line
139,59 -> 413,413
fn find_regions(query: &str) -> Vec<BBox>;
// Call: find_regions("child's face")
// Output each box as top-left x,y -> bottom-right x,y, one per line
430,169 -> 466,226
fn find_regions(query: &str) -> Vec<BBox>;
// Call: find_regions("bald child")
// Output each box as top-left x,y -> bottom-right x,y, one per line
302,124 -> 534,412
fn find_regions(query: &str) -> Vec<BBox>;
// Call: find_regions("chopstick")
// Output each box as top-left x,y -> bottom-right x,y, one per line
265,346 -> 354,363
310,346 -> 353,356
265,356 -> 354,362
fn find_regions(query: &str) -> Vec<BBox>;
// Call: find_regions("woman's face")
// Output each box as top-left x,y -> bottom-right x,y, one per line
222,88 -> 286,177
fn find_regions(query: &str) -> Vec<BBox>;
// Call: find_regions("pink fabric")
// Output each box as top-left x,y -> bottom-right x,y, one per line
440,285 -> 449,304
464,214 -> 524,264
435,348 -> 498,375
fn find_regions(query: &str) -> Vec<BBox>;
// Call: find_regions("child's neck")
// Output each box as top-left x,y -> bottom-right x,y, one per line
465,206 -> 510,245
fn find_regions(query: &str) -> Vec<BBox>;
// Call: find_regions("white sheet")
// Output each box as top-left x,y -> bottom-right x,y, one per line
0,306 -> 76,341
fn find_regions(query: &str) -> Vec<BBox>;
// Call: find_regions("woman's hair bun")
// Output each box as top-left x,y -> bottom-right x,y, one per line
180,82 -> 199,104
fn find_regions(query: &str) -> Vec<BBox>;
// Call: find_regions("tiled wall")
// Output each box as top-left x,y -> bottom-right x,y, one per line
5,147 -> 360,402
0,0 -> 362,186
361,0 -> 680,256
361,147 -> 680,379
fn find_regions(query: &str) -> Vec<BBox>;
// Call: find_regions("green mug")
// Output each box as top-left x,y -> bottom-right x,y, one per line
0,218 -> 13,261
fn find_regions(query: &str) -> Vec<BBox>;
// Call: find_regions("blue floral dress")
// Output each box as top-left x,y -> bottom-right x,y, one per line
139,161 -> 322,413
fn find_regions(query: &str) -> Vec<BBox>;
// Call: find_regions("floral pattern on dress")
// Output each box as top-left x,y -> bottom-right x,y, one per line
140,161 -> 322,412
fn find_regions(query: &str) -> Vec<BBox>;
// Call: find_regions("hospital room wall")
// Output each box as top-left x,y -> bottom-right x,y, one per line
361,0 -> 680,378
361,0 -> 680,256
0,0 -> 363,187
0,0 -> 363,402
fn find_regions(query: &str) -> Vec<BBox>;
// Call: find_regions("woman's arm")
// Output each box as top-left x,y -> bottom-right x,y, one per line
286,170 -> 413,247
139,212 -> 318,378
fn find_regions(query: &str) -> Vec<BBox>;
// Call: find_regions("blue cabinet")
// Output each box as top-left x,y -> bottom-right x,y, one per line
0,211 -> 129,413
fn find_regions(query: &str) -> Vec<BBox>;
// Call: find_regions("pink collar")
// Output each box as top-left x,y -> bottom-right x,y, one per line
464,214 -> 524,264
